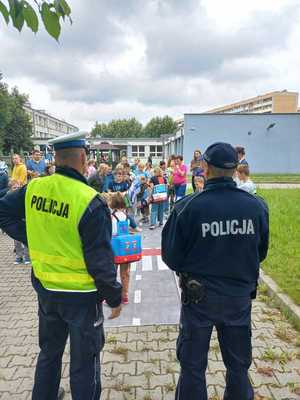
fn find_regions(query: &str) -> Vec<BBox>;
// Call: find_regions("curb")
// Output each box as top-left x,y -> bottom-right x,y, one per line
260,270 -> 300,330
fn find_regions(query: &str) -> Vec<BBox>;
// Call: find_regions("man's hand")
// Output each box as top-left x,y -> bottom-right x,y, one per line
108,304 -> 122,319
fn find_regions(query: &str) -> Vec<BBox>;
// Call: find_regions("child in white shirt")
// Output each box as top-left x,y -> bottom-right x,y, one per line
237,164 -> 256,195
109,192 -> 136,304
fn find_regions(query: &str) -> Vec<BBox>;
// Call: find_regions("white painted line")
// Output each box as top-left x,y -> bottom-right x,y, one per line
132,318 -> 141,326
157,255 -> 168,271
134,290 -> 141,303
142,256 -> 153,271
136,274 -> 142,281
173,272 -> 181,301
131,263 -> 137,272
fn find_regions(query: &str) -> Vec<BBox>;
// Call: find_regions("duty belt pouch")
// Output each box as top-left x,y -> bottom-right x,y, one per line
179,274 -> 206,305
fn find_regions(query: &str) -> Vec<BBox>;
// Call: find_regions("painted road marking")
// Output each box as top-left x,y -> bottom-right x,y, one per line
131,263 -> 137,272
132,318 -> 141,326
157,255 -> 168,270
143,248 -> 161,256
134,290 -> 141,303
136,274 -> 142,281
142,256 -> 153,271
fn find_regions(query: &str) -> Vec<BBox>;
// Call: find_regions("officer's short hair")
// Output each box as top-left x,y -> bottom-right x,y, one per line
208,164 -> 236,178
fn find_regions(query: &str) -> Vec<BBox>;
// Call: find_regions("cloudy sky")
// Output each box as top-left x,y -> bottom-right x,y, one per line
1,0 -> 300,130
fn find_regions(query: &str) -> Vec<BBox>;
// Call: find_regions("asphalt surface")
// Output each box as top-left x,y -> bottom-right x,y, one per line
104,224 -> 181,327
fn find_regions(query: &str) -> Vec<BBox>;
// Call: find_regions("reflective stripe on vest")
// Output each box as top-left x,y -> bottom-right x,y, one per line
25,174 -> 97,292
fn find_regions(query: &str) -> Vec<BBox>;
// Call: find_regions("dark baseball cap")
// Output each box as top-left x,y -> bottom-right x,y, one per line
203,142 -> 238,169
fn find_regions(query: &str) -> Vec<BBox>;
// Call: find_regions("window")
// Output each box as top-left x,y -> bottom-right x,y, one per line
132,145 -> 145,157
150,145 -> 163,157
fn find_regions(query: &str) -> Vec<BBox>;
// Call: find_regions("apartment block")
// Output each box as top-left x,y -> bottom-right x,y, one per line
24,104 -> 78,150
206,90 -> 299,114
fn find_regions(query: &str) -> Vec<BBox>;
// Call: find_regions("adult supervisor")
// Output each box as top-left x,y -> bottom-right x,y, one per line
0,132 -> 122,400
162,142 -> 269,400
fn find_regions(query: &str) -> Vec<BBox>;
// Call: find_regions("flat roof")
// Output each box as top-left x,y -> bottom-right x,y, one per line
184,112 -> 300,116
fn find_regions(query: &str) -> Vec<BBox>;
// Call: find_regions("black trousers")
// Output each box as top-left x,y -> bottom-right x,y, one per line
176,294 -> 253,400
32,296 -> 104,400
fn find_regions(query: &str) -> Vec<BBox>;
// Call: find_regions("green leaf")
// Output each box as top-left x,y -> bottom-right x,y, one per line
58,0 -> 71,16
0,1 -> 10,24
8,0 -> 24,31
53,0 -> 65,20
23,1 -> 38,33
41,2 -> 61,40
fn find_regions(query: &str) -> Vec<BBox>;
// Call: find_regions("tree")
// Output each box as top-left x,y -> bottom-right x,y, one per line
91,122 -> 108,138
143,116 -> 178,138
0,76 -> 11,151
0,0 -> 72,40
91,118 -> 143,139
0,75 -> 33,154
2,87 -> 33,153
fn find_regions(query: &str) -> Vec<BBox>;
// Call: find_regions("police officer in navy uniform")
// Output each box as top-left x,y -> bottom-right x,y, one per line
0,132 -> 122,400
162,142 -> 269,400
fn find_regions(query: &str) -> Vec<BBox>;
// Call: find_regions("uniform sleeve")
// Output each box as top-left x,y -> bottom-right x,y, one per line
0,186 -> 28,245
257,197 -> 269,262
161,208 -> 186,272
79,196 -> 122,307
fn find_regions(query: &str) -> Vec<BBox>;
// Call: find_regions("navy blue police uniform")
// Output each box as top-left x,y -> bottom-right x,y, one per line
162,142 -> 269,400
0,133 -> 122,400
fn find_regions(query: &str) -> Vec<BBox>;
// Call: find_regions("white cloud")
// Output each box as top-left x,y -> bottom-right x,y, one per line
1,0 -> 299,131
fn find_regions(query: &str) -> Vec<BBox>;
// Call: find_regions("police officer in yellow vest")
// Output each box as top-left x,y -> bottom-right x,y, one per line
0,132 -> 122,400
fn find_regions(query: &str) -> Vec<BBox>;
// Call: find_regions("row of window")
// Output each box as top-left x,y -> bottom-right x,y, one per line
35,115 -> 74,132
131,145 -> 163,158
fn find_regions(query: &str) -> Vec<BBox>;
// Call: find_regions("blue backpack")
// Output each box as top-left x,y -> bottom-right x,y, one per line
111,212 -> 142,264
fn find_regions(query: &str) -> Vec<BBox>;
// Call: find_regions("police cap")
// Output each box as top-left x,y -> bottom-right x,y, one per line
203,142 -> 238,169
48,131 -> 87,151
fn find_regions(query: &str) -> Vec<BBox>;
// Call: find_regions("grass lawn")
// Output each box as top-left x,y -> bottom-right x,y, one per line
252,174 -> 300,184
258,189 -> 300,305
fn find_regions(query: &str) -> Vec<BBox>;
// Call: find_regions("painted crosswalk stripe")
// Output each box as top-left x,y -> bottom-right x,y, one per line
136,274 -> 142,281
142,256 -> 152,271
132,318 -> 141,326
134,290 -> 141,303
157,255 -> 168,271
131,263 -> 137,272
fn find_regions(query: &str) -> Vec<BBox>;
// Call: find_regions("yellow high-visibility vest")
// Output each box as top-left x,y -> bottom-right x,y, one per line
25,173 -> 97,292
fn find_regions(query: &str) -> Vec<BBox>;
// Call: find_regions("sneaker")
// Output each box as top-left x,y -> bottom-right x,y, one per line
23,259 -> 31,265
149,225 -> 155,230
122,296 -> 129,305
159,222 -> 164,226
14,257 -> 22,265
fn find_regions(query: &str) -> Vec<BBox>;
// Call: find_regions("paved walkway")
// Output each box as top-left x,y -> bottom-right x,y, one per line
256,183 -> 300,189
0,232 -> 300,399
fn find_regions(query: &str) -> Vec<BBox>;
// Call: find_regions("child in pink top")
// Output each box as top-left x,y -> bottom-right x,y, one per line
173,156 -> 187,201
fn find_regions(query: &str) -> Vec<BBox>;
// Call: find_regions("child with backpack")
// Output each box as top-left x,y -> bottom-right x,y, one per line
110,192 -> 142,304
149,167 -> 168,230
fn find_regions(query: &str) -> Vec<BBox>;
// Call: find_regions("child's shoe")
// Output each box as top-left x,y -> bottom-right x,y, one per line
14,257 -> 22,265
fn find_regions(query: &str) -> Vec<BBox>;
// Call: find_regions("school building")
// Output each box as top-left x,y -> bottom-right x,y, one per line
175,113 -> 300,173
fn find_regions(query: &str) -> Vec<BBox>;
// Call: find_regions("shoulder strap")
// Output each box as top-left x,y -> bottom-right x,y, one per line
112,210 -> 119,222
